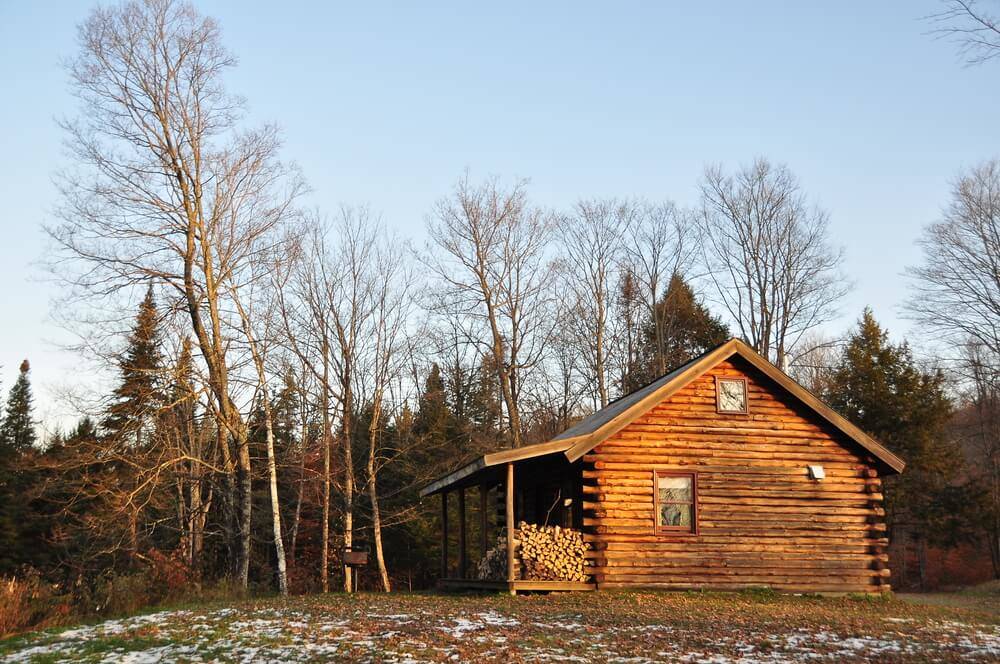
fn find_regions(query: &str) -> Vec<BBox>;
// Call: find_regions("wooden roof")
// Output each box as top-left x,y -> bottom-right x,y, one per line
419,338 -> 905,496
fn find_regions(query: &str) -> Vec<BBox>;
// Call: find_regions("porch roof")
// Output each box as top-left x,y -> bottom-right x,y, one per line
418,439 -> 573,497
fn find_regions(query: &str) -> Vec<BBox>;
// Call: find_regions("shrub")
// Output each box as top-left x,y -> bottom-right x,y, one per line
0,570 -> 72,638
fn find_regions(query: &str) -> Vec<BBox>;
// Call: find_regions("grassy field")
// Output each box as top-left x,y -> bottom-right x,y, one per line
1,588 -> 998,663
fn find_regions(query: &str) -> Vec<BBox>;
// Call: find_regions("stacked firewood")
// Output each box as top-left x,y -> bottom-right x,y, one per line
476,531 -> 516,580
476,522 -> 590,582
518,522 -> 589,582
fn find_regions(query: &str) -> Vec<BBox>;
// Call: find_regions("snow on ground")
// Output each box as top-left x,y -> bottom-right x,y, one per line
1,593 -> 998,663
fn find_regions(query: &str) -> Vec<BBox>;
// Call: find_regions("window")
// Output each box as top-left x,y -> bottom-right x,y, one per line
716,376 -> 748,414
654,472 -> 697,534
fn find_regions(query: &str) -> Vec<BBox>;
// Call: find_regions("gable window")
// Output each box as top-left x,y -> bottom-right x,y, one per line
655,471 -> 697,534
716,376 -> 748,414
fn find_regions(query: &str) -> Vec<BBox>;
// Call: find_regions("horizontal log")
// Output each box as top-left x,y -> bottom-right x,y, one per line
593,571 -> 885,584
587,550 -> 889,563
592,565 -> 890,578
596,581 -> 885,593
600,436 -> 865,457
586,450 -> 864,466
583,467 -> 865,480
583,536 -> 887,550
590,459 -> 865,472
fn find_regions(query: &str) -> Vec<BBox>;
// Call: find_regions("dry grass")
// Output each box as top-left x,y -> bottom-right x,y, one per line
0,589 -> 997,662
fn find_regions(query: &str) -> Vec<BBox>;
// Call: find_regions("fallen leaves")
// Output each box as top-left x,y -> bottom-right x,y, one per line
0,590 -> 997,662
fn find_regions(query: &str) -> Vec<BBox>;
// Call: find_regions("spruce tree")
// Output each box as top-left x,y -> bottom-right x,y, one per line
413,364 -> 453,444
1,359 -> 37,453
0,359 -> 38,573
824,310 -> 973,575
646,273 -> 729,371
624,273 -> 730,391
103,285 -> 164,446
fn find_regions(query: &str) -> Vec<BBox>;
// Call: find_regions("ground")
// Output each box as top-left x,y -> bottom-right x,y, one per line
1,589 -> 998,663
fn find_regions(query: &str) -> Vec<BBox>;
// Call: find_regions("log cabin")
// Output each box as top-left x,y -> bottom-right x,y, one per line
420,338 -> 904,595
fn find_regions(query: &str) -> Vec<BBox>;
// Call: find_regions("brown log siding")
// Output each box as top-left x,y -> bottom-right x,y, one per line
583,357 -> 889,593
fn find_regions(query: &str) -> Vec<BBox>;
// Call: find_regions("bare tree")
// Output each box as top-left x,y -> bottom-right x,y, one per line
277,221 -> 339,592
358,228 -> 415,591
48,0 -> 305,587
558,200 -> 632,408
229,243 -> 298,595
626,201 -> 700,376
424,174 -> 556,447
785,332 -> 842,395
907,159 -> 1000,379
700,158 -> 848,366
962,341 -> 1000,576
928,0 -> 1000,65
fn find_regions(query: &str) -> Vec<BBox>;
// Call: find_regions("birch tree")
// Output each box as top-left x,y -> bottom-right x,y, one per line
277,221 -> 340,592
358,228 -> 415,591
48,0 -> 305,586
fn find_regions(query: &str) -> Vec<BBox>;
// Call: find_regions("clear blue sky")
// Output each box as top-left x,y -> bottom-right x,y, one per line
0,1 -> 997,429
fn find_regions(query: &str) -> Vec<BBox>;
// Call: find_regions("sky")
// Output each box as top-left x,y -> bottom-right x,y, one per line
0,1 -> 997,432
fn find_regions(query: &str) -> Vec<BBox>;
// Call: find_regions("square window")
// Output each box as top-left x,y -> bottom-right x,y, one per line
716,377 -> 748,414
655,472 -> 697,534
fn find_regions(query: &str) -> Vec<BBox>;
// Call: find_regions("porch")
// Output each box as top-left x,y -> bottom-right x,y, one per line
420,443 -> 595,594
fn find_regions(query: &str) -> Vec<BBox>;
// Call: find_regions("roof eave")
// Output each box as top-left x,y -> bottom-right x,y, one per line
419,437 -> 581,497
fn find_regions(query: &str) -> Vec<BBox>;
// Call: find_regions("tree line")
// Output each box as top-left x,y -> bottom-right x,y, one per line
0,0 -> 997,614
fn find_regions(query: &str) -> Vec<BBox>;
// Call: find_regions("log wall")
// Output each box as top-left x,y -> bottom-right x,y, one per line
583,357 -> 890,593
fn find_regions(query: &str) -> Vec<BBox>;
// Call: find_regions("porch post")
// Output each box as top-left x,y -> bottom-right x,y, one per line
506,462 -> 515,594
479,484 -> 489,558
458,487 -> 467,579
440,491 -> 448,580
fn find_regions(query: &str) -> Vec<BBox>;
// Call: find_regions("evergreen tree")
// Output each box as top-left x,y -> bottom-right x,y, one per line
103,285 -> 164,446
623,273 -> 730,392
271,367 -> 301,454
1,359 -> 37,452
645,273 -> 729,372
824,310 -> 973,583
413,364 -> 453,444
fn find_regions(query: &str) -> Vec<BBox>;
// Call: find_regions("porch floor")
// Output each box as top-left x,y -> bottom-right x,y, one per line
439,578 -> 596,593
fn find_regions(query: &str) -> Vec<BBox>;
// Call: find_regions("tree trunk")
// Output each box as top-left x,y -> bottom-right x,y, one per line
367,394 -> 391,592
321,343 -> 332,593
342,376 -> 355,593
237,426 -> 252,588
289,419 -> 307,565
260,386 -> 289,595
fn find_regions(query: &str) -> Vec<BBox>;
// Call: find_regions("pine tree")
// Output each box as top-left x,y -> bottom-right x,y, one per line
1,359 -> 37,453
103,285 -> 164,446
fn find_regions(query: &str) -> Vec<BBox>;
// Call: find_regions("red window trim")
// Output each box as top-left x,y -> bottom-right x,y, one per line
715,376 -> 749,415
653,471 -> 698,536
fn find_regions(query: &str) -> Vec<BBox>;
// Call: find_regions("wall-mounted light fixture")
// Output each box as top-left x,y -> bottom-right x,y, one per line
807,464 -> 825,481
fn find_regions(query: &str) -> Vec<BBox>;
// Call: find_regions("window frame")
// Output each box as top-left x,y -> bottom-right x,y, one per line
653,471 -> 699,536
715,376 -> 749,415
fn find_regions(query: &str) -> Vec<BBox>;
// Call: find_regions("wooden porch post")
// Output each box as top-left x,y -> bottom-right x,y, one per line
440,491 -> 448,580
506,463 -> 515,594
479,484 -> 489,558
458,487 -> 467,579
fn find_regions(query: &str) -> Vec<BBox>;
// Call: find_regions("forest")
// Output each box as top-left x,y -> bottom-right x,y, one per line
0,0 -> 998,638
